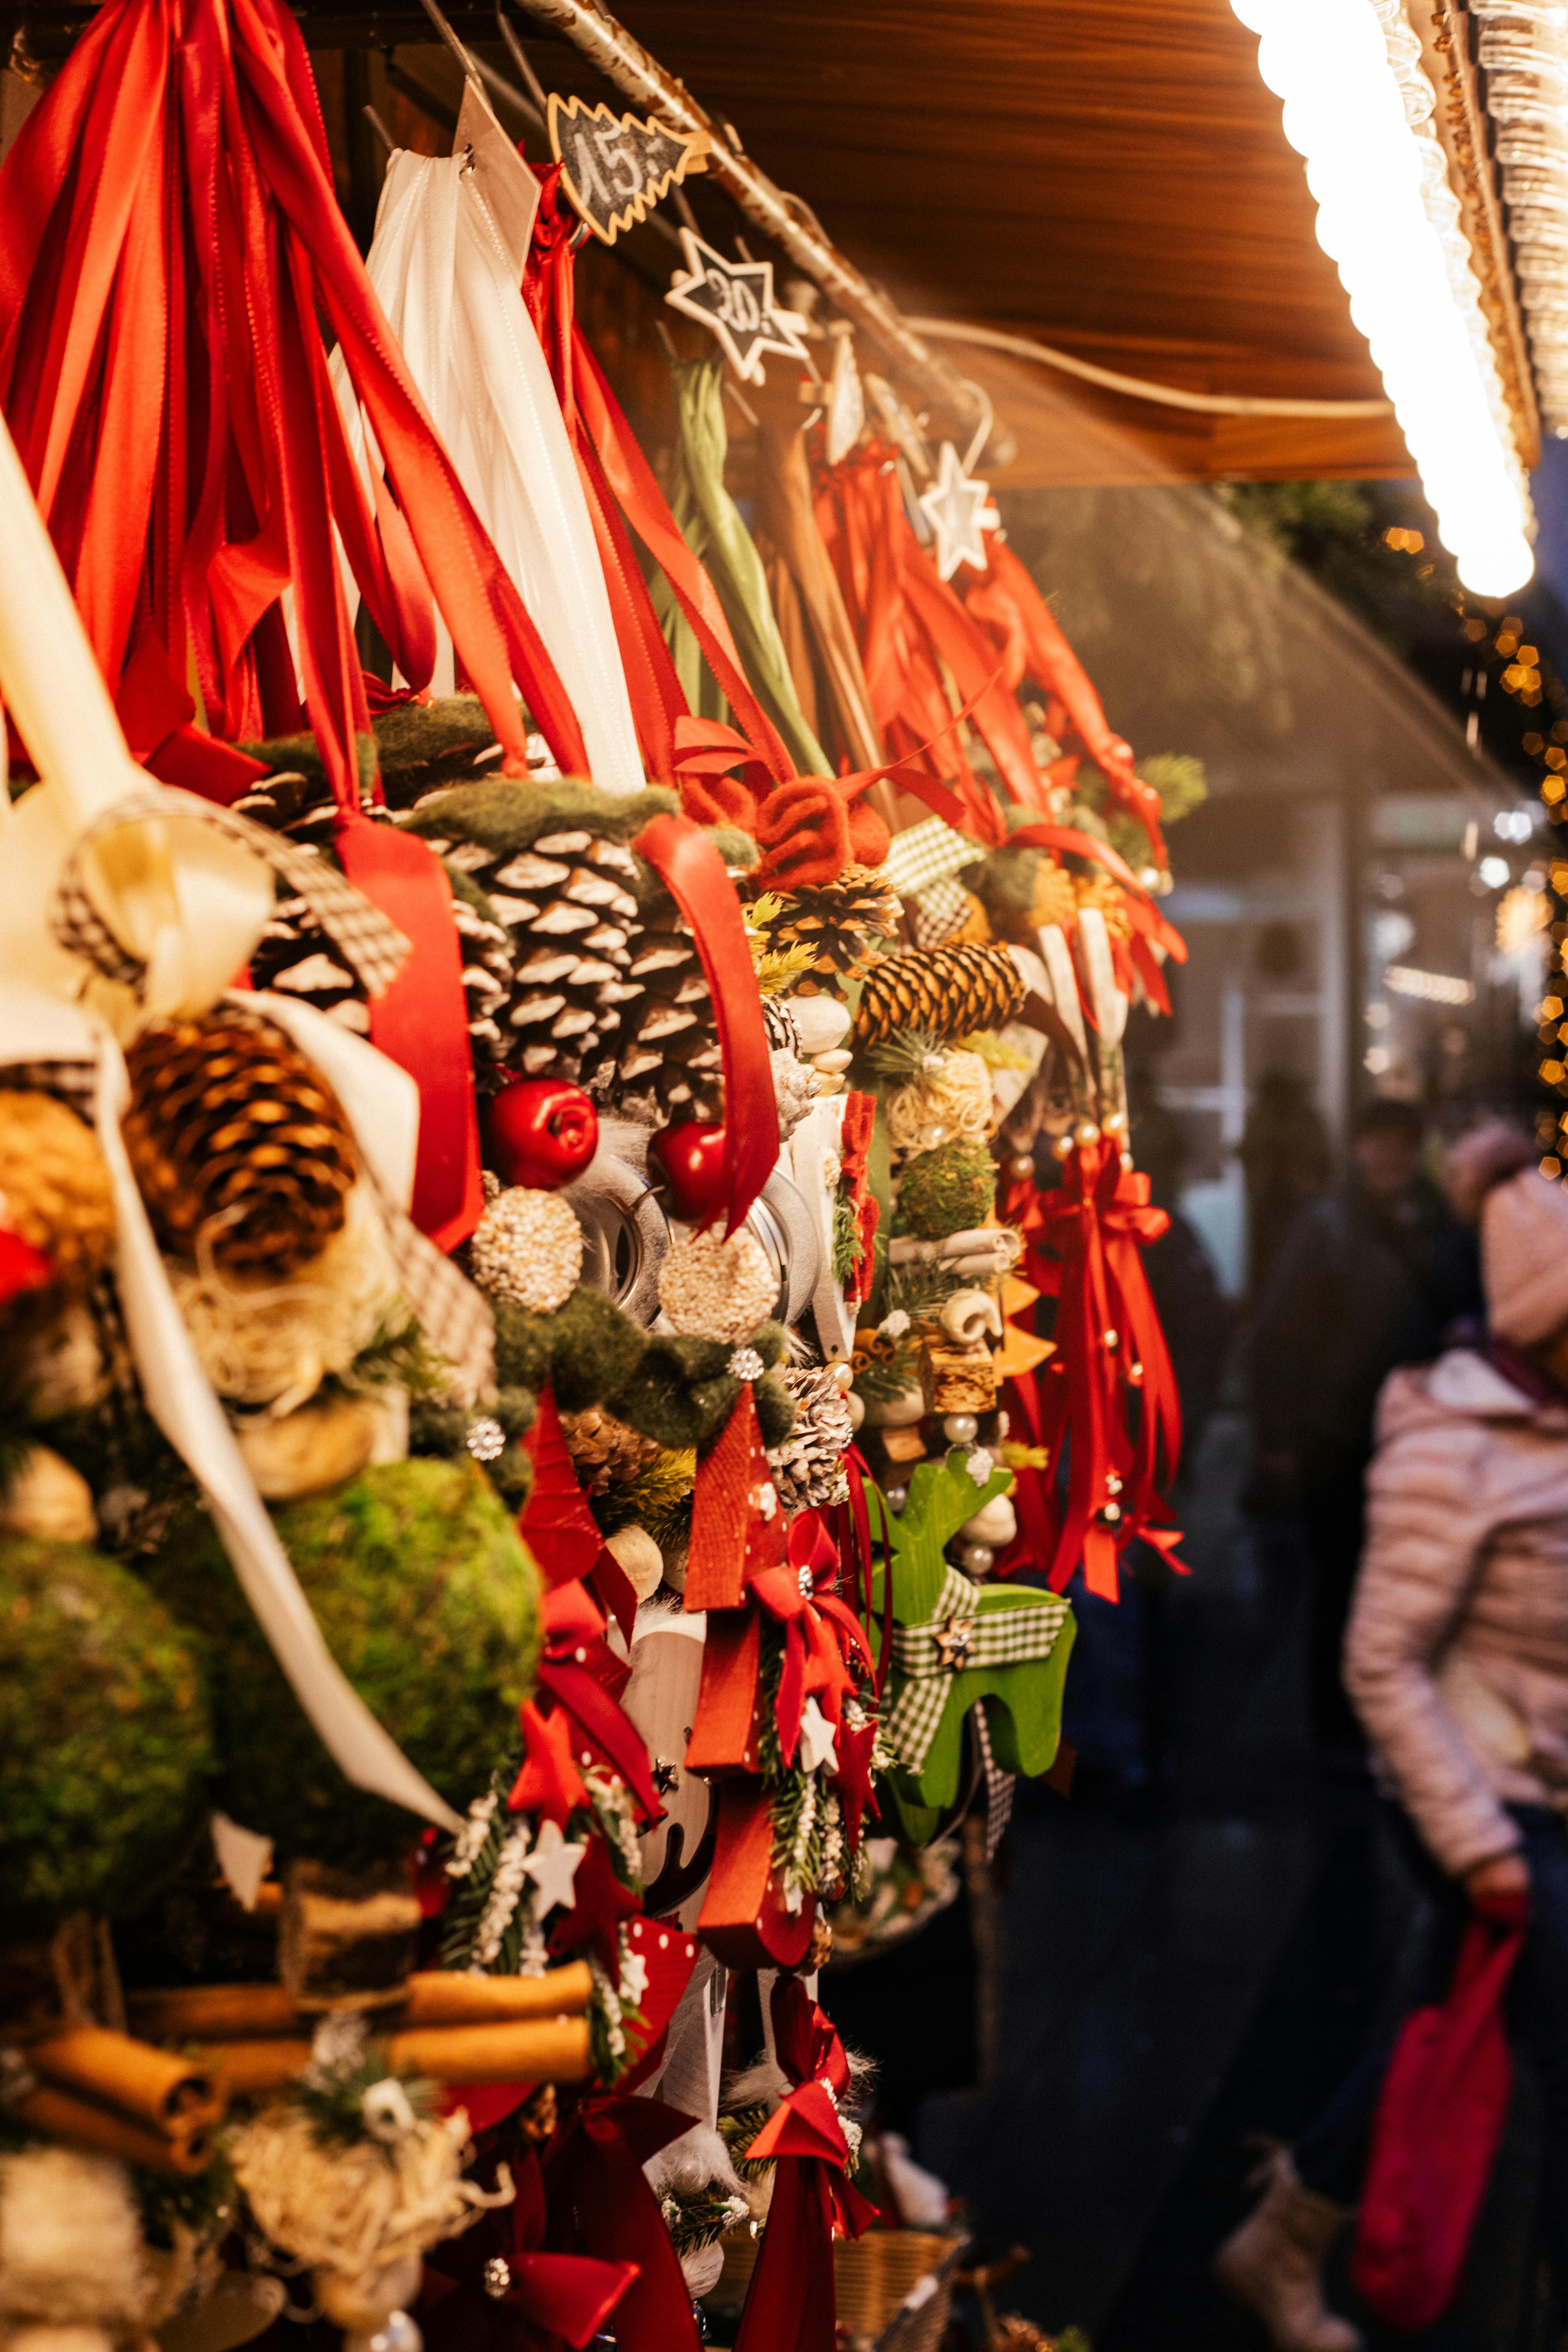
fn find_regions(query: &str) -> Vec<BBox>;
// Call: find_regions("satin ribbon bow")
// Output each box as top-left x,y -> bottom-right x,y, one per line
531,1579 -> 664,1827
733,1980 -> 877,2352
885,1565 -> 1071,1773
421,2148 -> 636,2352
1034,1133 -> 1185,1599
745,1510 -> 876,1769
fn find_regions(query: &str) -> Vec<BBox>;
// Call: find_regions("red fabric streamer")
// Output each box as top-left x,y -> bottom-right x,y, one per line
522,168 -> 793,789
1028,1136 -> 1184,1599
0,0 -> 597,1242
632,815 -> 779,1236
531,1578 -> 664,1826
520,1385 -> 609,1589
964,538 -> 1168,867
734,1980 -> 877,2352
745,1510 -> 875,1768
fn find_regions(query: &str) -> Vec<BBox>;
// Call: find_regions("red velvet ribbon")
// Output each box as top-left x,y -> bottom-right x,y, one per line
542,2091 -> 701,2352
632,813 -> 778,1236
1030,1136 -> 1184,1598
734,1980 -> 877,2352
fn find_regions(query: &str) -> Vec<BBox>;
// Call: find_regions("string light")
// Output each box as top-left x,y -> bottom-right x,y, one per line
1230,0 -> 1535,597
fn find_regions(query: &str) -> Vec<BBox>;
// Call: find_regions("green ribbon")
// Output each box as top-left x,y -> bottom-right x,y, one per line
653,358 -> 830,779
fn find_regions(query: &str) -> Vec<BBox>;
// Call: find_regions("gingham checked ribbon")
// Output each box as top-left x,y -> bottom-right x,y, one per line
877,815 -> 980,900
368,1171 -> 495,1404
885,1565 -> 1070,1773
910,873 -> 971,948
50,784 -> 411,999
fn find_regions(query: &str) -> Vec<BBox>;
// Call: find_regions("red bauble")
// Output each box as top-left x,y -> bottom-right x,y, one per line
485,1080 -> 599,1190
649,1121 -> 729,1222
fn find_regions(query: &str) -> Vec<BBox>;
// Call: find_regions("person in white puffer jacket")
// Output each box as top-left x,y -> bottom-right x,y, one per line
1217,1137 -> 1568,2352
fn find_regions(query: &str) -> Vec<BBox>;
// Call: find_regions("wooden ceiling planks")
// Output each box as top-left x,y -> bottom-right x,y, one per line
516,0 -> 1415,484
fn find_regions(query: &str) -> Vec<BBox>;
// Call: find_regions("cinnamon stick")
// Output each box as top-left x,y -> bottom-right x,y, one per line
397,1966 -> 594,2026
28,2027 -> 219,2128
128,1984 -> 299,2043
197,2014 -> 593,2093
385,2017 -> 592,2084
16,2084 -> 216,2176
127,1964 -> 595,2044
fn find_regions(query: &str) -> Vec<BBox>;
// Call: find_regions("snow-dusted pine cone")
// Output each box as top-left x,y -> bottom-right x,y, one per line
766,1367 -> 855,1511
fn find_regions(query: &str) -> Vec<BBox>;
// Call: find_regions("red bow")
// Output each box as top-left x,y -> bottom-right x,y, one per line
746,1511 -> 875,1769
531,1579 -> 664,1827
733,1980 -> 877,2352
1031,1135 -> 1184,1599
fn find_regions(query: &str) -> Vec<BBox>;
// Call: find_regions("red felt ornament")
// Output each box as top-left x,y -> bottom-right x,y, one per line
648,1119 -> 729,1225
486,1080 -> 599,1191
508,1700 -> 589,1827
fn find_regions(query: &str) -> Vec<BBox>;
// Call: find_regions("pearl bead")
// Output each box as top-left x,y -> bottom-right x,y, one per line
961,1543 -> 995,1576
885,1484 -> 909,1514
942,1413 -> 979,1445
1051,1134 -> 1074,1161
346,2316 -> 423,2352
1074,1119 -> 1102,1148
1008,1153 -> 1034,1179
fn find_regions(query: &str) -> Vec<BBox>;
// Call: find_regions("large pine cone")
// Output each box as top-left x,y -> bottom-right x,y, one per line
122,1009 -> 358,1278
853,943 -> 1024,1049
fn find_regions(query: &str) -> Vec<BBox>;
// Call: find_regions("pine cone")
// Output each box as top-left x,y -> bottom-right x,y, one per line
766,1367 -> 854,1511
122,1009 -> 358,1278
560,1406 -> 662,1494
755,865 -> 901,988
0,1090 -> 116,1288
1073,871 -> 1133,942
583,914 -> 723,1123
854,944 -> 1024,1049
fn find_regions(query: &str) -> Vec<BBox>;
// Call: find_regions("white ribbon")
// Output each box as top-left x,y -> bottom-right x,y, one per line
338,81 -> 646,799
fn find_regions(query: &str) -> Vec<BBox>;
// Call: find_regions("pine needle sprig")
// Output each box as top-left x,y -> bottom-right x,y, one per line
863,1027 -> 946,1081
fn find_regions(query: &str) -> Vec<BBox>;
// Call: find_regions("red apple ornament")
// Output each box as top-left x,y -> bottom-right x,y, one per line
485,1080 -> 598,1190
649,1120 -> 729,1224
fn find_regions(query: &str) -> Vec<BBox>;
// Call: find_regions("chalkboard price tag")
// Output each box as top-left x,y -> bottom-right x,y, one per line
548,92 -> 710,245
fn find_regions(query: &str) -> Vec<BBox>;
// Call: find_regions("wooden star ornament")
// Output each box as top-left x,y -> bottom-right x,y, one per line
665,227 -> 813,385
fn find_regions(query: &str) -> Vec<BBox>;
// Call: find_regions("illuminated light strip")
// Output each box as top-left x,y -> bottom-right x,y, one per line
1386,963 -> 1477,1004
1230,0 -> 1536,597
1472,0 -> 1568,438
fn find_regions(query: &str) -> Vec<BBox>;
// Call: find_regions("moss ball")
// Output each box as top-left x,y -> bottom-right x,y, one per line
896,1138 -> 997,1240
144,1459 -> 541,1869
1,1539 -> 214,1929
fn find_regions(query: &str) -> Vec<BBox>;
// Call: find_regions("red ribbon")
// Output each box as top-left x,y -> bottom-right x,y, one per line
964,537 -> 1169,867
0,0 -> 603,1245
542,2092 -> 702,2352
531,1579 -> 665,1826
632,813 -> 778,1236
746,1511 -> 875,1769
522,168 -> 793,790
734,1980 -> 877,2352
1029,1136 -> 1184,1598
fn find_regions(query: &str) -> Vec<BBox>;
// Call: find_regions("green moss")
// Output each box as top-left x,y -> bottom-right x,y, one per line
0,1539 -> 214,1929
404,777 -> 677,859
894,1138 -> 996,1240
142,1461 -> 541,1869
493,1290 -> 789,1454
753,1374 -> 796,1452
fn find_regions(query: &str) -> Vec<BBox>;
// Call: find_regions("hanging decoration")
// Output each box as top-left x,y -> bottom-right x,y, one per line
0,5 -> 1213,2344
548,91 -> 711,245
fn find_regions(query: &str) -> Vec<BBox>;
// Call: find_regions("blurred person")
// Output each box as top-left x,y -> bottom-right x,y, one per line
1216,1135 -> 1568,2352
1248,1098 -> 1480,1756
1242,1067 -> 1333,1302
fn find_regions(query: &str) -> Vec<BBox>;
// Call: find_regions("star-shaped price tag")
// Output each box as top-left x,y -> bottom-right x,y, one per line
918,440 -> 998,581
666,227 -> 813,385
